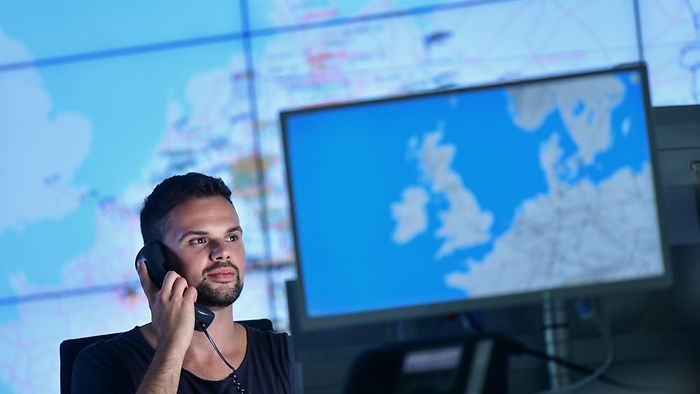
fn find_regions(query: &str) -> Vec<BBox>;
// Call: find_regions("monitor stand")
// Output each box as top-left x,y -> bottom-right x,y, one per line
692,160 -> 700,232
542,299 -> 571,389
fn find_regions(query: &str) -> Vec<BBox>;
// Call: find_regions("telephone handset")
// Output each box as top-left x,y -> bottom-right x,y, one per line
135,242 -> 215,331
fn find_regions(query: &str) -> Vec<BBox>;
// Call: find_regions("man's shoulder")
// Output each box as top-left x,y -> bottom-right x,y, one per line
244,325 -> 291,362
245,325 -> 289,345
81,327 -> 143,352
76,326 -> 151,367
72,328 -> 149,393
239,326 -> 294,391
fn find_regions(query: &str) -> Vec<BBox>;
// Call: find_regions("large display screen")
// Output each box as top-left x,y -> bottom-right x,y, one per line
282,64 -> 670,329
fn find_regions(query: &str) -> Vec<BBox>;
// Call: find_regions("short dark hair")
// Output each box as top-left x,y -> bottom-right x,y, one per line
140,172 -> 233,244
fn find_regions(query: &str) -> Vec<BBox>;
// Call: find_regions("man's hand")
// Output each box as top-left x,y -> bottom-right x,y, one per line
137,260 -> 197,354
136,260 -> 198,394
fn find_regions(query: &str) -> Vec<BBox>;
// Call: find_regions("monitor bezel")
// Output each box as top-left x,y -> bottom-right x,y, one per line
280,63 -> 672,331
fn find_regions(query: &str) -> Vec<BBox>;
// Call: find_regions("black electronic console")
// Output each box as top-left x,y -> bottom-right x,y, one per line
343,335 -> 508,394
135,242 -> 215,331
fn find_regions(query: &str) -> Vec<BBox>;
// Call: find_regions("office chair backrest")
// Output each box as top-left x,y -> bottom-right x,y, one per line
59,318 -> 274,394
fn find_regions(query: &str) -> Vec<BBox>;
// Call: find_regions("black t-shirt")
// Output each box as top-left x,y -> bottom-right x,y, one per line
72,325 -> 292,394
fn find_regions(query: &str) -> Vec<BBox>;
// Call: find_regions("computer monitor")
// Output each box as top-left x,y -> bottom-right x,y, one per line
281,63 -> 671,331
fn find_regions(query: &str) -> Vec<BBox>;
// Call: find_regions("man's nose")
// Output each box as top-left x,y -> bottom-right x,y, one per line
209,239 -> 231,260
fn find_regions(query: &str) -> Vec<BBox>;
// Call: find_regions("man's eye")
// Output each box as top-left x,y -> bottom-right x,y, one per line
190,237 -> 206,245
227,234 -> 239,242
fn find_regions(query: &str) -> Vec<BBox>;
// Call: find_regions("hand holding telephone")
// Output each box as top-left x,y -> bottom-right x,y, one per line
135,242 -> 215,331
136,243 -> 244,385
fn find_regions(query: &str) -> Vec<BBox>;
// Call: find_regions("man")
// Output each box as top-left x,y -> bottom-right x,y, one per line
73,172 -> 293,393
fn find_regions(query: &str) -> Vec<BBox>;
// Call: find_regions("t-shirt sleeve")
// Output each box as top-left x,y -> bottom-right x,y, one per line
71,343 -> 134,394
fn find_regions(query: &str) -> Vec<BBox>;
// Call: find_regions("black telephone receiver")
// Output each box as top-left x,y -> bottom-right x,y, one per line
135,242 -> 215,331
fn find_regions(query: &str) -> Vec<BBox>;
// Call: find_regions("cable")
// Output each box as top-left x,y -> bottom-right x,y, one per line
511,340 -> 692,393
459,311 -> 485,335
203,327 -> 238,371
458,309 -> 692,393
509,341 -> 595,377
536,305 -> 614,393
528,344 -> 694,393
202,326 -> 246,393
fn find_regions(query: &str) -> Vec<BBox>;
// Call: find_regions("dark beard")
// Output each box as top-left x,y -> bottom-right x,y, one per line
196,263 -> 244,308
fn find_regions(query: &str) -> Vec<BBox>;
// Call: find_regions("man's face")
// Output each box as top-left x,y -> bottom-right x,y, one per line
161,196 -> 245,308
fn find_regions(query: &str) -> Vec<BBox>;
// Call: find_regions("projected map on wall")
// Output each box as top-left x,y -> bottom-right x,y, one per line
285,68 -> 664,317
0,0 -> 693,392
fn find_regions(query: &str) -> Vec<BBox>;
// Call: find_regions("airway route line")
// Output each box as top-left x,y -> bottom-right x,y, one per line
0,281 -> 140,307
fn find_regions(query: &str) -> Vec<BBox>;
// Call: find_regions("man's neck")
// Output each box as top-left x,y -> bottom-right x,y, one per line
140,305 -> 244,357
184,306 -> 249,378
189,305 -> 240,352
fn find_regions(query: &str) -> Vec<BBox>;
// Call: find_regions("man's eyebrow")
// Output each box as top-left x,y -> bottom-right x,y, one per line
178,226 -> 243,242
178,230 -> 208,242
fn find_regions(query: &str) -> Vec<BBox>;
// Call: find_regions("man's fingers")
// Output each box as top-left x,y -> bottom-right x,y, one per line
136,260 -> 156,302
183,286 -> 198,304
170,277 -> 189,300
160,270 -> 182,298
